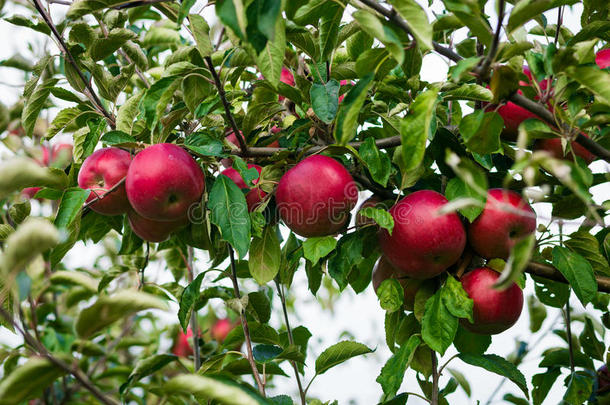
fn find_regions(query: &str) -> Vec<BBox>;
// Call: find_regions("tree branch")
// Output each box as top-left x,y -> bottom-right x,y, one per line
526,261 -> 610,293
475,0 -> 505,80
430,351 -> 439,405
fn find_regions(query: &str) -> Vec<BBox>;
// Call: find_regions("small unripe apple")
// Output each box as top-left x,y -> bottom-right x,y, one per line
221,164 -> 266,212
78,148 -> 132,215
172,327 -> 194,357
127,209 -> 187,242
460,267 -> 523,335
534,136 -> 596,165
210,318 -> 234,343
596,49 -> 610,69
372,256 -> 421,310
355,195 -> 383,228
275,155 -> 358,237
467,189 -> 536,260
126,143 -> 205,221
379,190 -> 466,279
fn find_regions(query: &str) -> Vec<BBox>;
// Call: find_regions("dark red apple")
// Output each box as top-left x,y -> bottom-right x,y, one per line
460,267 -> 523,335
78,148 -> 132,215
372,256 -> 421,310
127,209 -> 187,242
126,143 -> 205,221
355,195 -> 383,228
210,318 -> 234,343
534,136 -> 596,164
275,155 -> 358,237
221,164 -> 266,212
378,190 -> 466,279
172,327 -> 194,357
596,49 -> 610,69
467,188 -> 536,260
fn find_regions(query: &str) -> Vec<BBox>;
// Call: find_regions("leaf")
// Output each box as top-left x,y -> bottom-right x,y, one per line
579,317 -> 605,361
22,78 -> 58,138
310,79 -> 340,124
89,28 -> 135,61
532,368 -> 561,405
54,188 -> 90,229
0,218 -> 59,275
460,111 -> 502,155
254,18 -> 285,87
443,83 -> 493,102
495,234 -> 535,289
117,92 -> 144,134
249,226 -> 281,284
319,3 -> 344,61
184,132 -> 223,157
564,231 -> 610,276
358,207 -> 394,234
165,374 -> 268,405
178,272 -> 205,332
75,290 -> 167,338
120,354 -> 177,395
0,356 -> 68,405
353,10 -> 404,65
444,177 -> 485,222
399,89 -> 438,171
421,289 -> 458,355
49,270 -> 98,293
4,15 -> 51,36
140,76 -> 179,129
441,276 -> 473,322
442,0 -> 493,46
334,73 -> 374,145
209,175 -> 251,258
377,279 -> 404,312
376,335 -> 421,398
552,246 -> 597,305
182,74 -> 213,115
563,373 -> 594,405
360,137 -> 392,187
458,353 -> 529,398
564,65 -> 610,106
315,340 -> 373,375
47,107 -> 97,139
100,130 -> 138,146
67,0 -> 126,19
0,158 -> 67,199
303,236 -> 337,265
388,0 -> 432,50
448,368 -> 471,397
527,294 -> 547,333
507,0 -> 579,34
252,344 -> 283,363
216,0 -> 247,41
189,14 -> 213,58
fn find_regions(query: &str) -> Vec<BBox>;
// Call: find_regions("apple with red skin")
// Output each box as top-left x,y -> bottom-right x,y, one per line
596,49 -> 610,69
534,136 -> 596,164
127,209 -> 187,242
460,267 -> 523,335
22,187 -> 41,199
78,148 -> 132,215
221,164 -> 266,212
372,256 -> 421,311
338,79 -> 353,103
355,195 -> 383,228
210,318 -> 234,343
126,143 -> 205,221
172,327 -> 194,357
379,190 -> 466,279
597,365 -> 610,394
276,155 -> 358,237
468,189 -> 536,260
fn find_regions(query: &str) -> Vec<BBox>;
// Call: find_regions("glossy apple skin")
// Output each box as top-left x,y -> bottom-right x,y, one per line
78,148 -> 132,215
468,189 -> 536,260
596,49 -> 610,69
126,144 -> 205,221
355,195 -> 383,228
379,190 -> 466,279
372,256 -> 420,310
172,327 -> 194,357
127,209 -> 187,242
534,137 -> 596,164
460,267 -> 523,335
275,155 -> 358,237
221,164 -> 266,212
210,319 -> 234,343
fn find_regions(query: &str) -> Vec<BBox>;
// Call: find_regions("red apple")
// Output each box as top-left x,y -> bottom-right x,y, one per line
596,49 -> 610,69
50,143 -> 73,167
280,67 -> 295,87
372,256 -> 421,310
534,136 -> 596,164
379,190 -> 466,279
210,318 -> 234,343
221,164 -> 266,212
172,327 -> 194,357
355,195 -> 383,228
22,187 -> 41,200
275,155 -> 358,237
40,146 -> 51,166
78,148 -> 132,215
467,189 -> 536,260
127,209 -> 187,242
460,267 -> 523,335
126,143 -> 205,221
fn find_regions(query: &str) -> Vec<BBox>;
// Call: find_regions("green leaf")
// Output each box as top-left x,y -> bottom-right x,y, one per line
47,107 -> 97,139
388,0 -> 432,50
448,368 -> 471,397
458,353 -> 529,398
182,74 -> 213,114
441,276 -> 473,323
165,374 -> 268,404
495,234 -> 535,289
0,158 -> 67,199
315,340 -> 373,375
564,231 -> 610,276
303,236 -> 337,265
54,188 -> 90,229
254,18 -> 285,87
0,356 -> 68,405
552,246 -> 597,305
353,10 -> 404,65
140,76 -> 179,129
564,65 -> 610,106
445,177 -> 485,223
334,73 -> 374,145
360,137 -> 392,187
5,15 -> 51,36
120,354 -> 177,395
75,290 -> 167,338
50,270 -> 98,293
399,89 -> 438,171
100,130 -> 138,146
377,279 -> 404,312
376,335 -> 421,399
252,344 -> 283,363
0,218 -> 60,275
249,226 -> 281,284
216,0 -> 247,41
421,289 -> 458,355
532,368 -> 561,405
89,28 -> 135,61
579,317 -> 605,361
442,0 -> 493,46
189,14 -> 213,58
209,175 -> 251,258
563,373 -> 594,405
117,92 -> 144,135
459,110 -> 502,155
22,78 -> 58,138
310,79 -> 340,124
527,294 -> 547,333
178,272 -> 205,332
507,0 -> 579,35
319,3 -> 343,62
184,133 -> 224,157
443,83 -> 493,102
358,207 -> 394,234
67,0 -> 126,18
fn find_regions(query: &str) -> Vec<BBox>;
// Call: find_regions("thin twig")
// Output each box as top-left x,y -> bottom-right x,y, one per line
187,246 -> 201,371
476,0 -> 505,80
554,6 -> 563,46
431,351 -> 439,405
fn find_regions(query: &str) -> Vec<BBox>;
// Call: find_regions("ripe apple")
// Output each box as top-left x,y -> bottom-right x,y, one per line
127,209 -> 187,242
467,188 -> 536,260
355,195 -> 383,228
378,190 -> 466,279
460,267 -> 523,335
372,256 -> 421,310
596,49 -> 610,69
210,318 -> 234,343
221,164 -> 266,212
172,327 -> 194,357
78,148 -> 132,215
275,155 -> 358,237
534,136 -> 596,164
126,143 -> 205,221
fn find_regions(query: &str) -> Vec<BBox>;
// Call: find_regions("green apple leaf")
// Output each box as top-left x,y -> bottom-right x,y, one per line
315,340 -> 373,375
303,236 -> 337,265
552,246 -> 597,305
376,335 -> 421,399
458,353 -> 529,398
377,279 -> 404,312
310,79 -> 340,124
360,137 -> 392,187
421,289 -> 458,355
249,225 -> 281,284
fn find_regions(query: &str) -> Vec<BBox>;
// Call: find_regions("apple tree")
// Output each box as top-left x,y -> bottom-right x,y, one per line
0,0 -> 609,403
